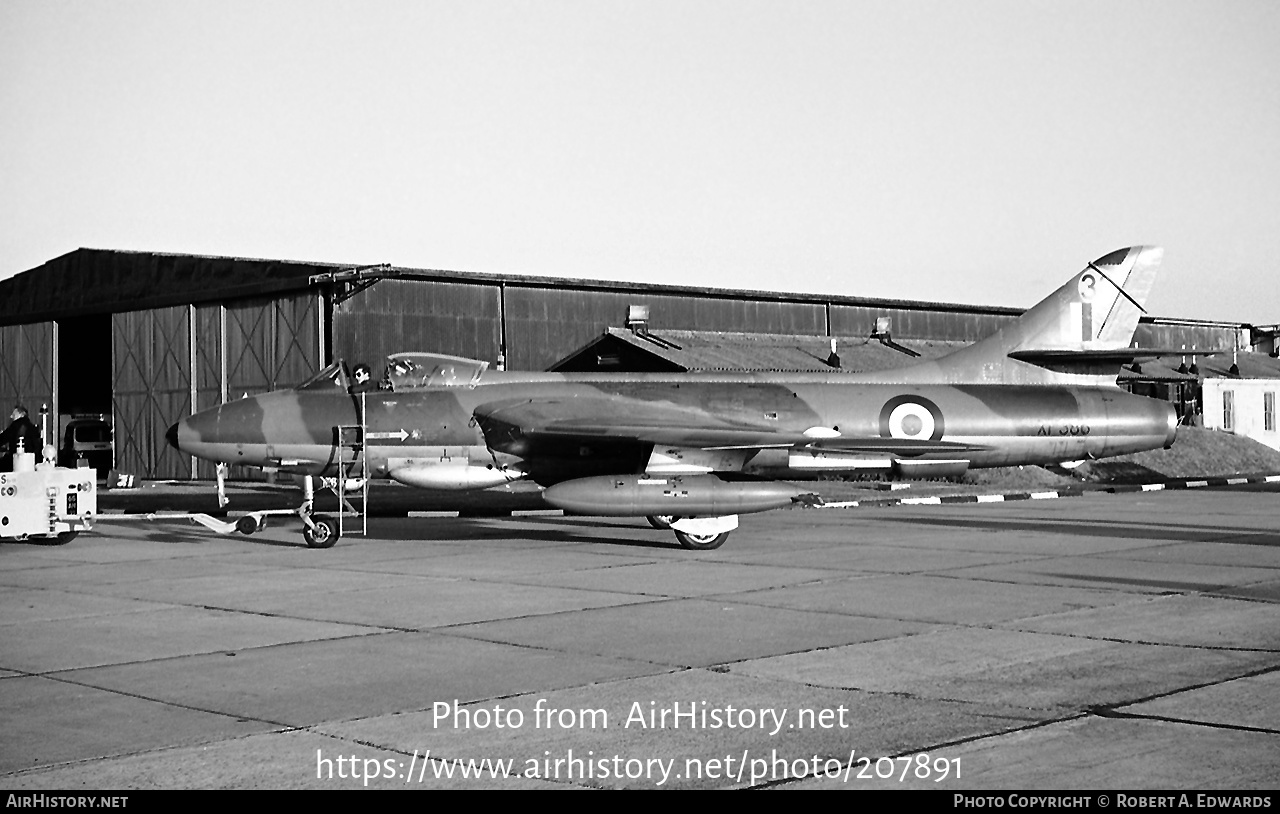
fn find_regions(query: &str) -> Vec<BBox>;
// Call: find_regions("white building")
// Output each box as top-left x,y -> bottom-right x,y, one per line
1201,378 -> 1280,452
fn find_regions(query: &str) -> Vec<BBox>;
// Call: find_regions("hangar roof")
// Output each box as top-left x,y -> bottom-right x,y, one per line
0,247 -> 1026,327
0,248 -> 347,325
549,327 -> 965,373
1117,349 -> 1280,382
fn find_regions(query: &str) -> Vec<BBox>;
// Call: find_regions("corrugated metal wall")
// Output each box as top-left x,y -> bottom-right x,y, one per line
331,280 -> 502,371
831,305 -> 1013,343
330,278 -> 1233,373
331,278 -> 848,372
504,288 -> 828,370
1134,323 -> 1239,353
0,322 -> 56,434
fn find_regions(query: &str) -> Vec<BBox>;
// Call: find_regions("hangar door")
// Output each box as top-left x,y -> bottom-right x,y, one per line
209,295 -> 323,480
0,322 -> 56,440
112,294 -> 322,480
112,307 -> 191,480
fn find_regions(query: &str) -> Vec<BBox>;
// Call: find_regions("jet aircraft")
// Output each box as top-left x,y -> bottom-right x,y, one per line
167,246 -> 1177,550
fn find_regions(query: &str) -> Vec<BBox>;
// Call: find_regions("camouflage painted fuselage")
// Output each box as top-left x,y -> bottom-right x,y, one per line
171,370 -> 1177,485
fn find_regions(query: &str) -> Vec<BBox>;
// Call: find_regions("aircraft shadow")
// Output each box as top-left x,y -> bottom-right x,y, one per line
365,518 -> 679,549
224,516 -> 682,549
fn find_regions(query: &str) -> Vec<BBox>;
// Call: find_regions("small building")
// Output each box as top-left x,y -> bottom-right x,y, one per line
1196,347 -> 1280,452
1201,379 -> 1279,451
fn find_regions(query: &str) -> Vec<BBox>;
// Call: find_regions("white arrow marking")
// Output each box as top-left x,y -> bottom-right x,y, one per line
366,429 -> 410,442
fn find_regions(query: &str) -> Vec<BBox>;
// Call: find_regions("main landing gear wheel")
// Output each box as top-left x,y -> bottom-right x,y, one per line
303,515 -> 340,549
674,529 -> 729,551
647,515 -> 678,530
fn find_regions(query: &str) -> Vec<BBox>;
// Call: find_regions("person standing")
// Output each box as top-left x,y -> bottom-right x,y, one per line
0,405 -> 42,471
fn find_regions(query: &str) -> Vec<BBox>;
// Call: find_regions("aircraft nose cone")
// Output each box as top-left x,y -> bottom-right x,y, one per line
169,396 -> 272,466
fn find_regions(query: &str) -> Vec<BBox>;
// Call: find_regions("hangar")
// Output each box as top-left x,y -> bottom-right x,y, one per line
0,247 -> 1273,479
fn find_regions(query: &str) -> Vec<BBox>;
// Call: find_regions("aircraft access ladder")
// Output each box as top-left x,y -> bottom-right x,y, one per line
332,392 -> 371,537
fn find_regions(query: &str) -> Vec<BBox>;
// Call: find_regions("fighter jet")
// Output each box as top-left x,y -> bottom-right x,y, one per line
167,246 -> 1176,550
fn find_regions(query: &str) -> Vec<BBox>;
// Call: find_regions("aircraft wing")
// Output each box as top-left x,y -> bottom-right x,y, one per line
1009,348 -> 1222,365
474,397 -> 981,457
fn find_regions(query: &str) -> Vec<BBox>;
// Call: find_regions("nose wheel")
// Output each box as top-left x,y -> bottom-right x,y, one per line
303,515 -> 340,549
294,474 -> 360,548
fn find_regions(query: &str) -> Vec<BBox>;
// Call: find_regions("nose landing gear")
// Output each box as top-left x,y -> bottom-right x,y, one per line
302,514 -> 340,549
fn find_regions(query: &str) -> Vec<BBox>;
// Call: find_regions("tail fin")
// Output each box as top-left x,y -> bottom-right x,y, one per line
1002,245 -> 1162,354
876,246 -> 1163,385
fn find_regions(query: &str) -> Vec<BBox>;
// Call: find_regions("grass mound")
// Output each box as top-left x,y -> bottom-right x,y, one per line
1079,427 -> 1280,482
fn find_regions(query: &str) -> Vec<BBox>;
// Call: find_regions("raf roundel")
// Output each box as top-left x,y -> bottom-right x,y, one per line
879,395 -> 946,441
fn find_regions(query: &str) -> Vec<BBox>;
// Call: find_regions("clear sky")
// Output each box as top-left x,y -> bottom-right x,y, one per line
3,0 -> 1277,324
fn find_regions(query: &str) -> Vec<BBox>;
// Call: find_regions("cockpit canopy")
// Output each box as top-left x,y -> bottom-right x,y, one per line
384,352 -> 488,390
296,352 -> 489,393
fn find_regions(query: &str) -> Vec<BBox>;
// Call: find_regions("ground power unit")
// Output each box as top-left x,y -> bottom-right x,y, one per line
0,451 -> 96,543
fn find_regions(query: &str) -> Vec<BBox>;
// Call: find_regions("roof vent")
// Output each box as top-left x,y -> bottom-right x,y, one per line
626,305 -> 650,334
622,304 -> 681,351
870,315 -> 921,358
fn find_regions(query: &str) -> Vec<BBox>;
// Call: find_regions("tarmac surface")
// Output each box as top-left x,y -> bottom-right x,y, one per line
2,483 -> 1278,789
